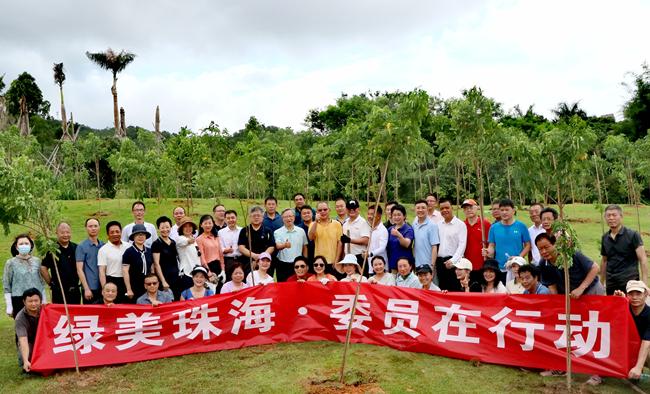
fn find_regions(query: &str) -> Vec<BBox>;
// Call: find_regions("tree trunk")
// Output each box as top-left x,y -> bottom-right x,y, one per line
506,159 -> 513,201
59,86 -> 69,140
18,96 -> 30,136
119,107 -> 126,136
111,75 -> 120,138
154,105 -> 161,143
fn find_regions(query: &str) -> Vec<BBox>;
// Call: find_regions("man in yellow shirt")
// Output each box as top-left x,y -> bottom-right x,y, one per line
308,201 -> 343,276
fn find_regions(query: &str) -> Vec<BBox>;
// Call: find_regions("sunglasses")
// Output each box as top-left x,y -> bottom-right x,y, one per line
145,282 -> 159,286
294,264 -> 307,269
313,263 -> 325,267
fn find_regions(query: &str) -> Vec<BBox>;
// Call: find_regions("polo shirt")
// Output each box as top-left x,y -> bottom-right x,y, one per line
601,226 -> 643,286
122,222 -> 158,248
539,251 -> 599,294
464,218 -> 491,270
412,218 -> 440,267
528,224 -> 546,264
274,226 -> 308,263
437,217 -> 466,263
263,212 -> 283,234
97,241 -> 131,277
42,242 -> 78,290
76,238 -> 104,290
342,216 -> 371,255
632,304 -> 650,341
151,238 -> 179,282
395,272 -> 422,289
238,225 -> 275,254
387,223 -> 414,270
15,307 -> 39,363
487,220 -> 531,270
523,282 -> 550,295
309,220 -> 343,266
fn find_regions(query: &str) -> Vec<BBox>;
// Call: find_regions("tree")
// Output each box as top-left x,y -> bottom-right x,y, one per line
552,101 -> 587,122
53,63 -> 70,140
85,48 -> 136,138
4,72 -> 50,117
622,63 -> 650,141
0,74 -> 5,94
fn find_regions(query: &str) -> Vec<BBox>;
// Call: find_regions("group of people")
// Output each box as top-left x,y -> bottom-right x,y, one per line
3,194 -> 649,383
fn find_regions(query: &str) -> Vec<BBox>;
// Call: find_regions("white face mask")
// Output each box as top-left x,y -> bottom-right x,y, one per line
17,244 -> 31,255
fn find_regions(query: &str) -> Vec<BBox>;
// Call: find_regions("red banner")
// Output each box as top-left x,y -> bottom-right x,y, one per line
31,282 -> 639,377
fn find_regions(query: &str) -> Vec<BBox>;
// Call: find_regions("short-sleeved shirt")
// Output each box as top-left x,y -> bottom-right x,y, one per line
238,225 -> 275,254
151,238 -> 179,282
15,307 -> 40,362
523,282 -> 550,295
76,239 -> 104,290
342,216 -> 371,255
122,245 -> 153,292
97,242 -> 131,277
539,251 -> 599,294
601,226 -> 643,286
310,220 -> 343,266
487,220 -> 531,270
464,218 -> 491,270
387,223 -> 415,270
274,226 -> 308,263
395,272 -> 421,289
263,213 -> 284,234
42,242 -> 79,290
122,222 -> 158,248
294,207 -> 316,226
298,222 -> 315,262
412,218 -> 440,267
136,290 -> 174,305
632,304 -> 650,341
182,287 -> 215,299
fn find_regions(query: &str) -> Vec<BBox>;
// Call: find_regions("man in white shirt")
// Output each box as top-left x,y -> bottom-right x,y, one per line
274,209 -> 308,282
426,193 -> 444,224
341,199 -> 371,275
528,202 -> 545,265
437,197 -> 467,291
218,209 -> 242,277
169,206 -> 186,241
121,201 -> 158,248
98,221 -> 131,303
366,204 -> 388,274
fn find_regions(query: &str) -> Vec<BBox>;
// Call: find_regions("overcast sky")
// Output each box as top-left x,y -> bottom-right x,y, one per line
1,0 -> 649,133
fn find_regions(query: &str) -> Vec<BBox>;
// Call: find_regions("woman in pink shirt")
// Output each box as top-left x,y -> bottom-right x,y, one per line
196,215 -> 224,278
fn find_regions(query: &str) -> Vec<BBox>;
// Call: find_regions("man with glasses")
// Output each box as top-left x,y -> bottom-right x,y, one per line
122,201 -> 158,248
136,273 -> 174,306
275,209 -> 308,282
341,199 -> 371,275
286,256 -> 313,281
238,206 -> 275,276
308,202 -> 343,276
212,204 -> 227,231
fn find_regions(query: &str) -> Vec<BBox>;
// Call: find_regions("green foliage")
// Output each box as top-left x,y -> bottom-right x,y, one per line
85,49 -> 136,78
551,220 -> 580,270
622,63 -> 650,141
4,72 -> 51,117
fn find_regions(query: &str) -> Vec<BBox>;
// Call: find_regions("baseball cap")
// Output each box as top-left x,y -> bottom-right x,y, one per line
258,252 -> 272,261
346,199 -> 360,210
461,199 -> 478,208
452,258 -> 473,270
416,265 -> 433,274
626,280 -> 648,293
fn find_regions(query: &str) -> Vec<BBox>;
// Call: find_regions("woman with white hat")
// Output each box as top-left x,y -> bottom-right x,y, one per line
505,256 -> 527,294
337,254 -> 368,283
181,266 -> 215,300
454,258 -> 481,292
176,216 -> 201,292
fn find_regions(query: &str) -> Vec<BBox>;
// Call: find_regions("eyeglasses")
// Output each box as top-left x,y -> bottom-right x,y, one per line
313,263 -> 325,267
145,282 -> 159,286
317,208 -> 328,212
294,265 -> 307,269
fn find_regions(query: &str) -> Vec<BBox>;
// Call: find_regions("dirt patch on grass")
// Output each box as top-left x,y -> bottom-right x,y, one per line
89,211 -> 111,217
306,369 -> 383,394
642,231 -> 650,237
50,367 -> 134,392
566,217 -> 595,224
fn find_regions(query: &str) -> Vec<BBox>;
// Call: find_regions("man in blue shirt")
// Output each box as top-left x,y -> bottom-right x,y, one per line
520,265 -> 550,294
76,218 -> 105,304
412,199 -> 440,272
263,196 -> 284,233
484,199 -> 531,282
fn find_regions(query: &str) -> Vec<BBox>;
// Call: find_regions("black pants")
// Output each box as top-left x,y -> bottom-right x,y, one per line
82,289 -> 102,305
355,254 -> 369,277
51,286 -> 81,305
435,256 -> 460,291
106,276 -> 127,304
11,296 -> 23,319
276,261 -> 295,282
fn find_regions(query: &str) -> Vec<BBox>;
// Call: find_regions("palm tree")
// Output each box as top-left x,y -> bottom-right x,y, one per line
552,101 -> 587,122
53,62 -> 70,140
85,48 -> 136,138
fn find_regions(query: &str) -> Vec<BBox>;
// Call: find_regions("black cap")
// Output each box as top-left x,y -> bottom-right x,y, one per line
416,265 -> 433,274
346,199 -> 360,210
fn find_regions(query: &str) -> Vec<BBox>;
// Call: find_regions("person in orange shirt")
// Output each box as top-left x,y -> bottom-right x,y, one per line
196,214 -> 225,283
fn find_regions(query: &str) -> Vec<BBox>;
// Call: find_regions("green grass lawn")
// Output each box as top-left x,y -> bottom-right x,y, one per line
1,199 -> 650,393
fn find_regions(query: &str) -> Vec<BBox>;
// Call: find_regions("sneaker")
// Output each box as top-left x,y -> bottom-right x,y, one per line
540,370 -> 566,377
585,375 -> 602,385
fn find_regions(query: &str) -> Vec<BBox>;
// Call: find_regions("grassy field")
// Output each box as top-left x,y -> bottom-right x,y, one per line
1,198 -> 650,393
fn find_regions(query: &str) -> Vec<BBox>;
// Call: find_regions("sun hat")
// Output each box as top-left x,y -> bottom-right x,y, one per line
178,216 -> 198,233
505,256 -> 528,269
452,258 -> 473,271
129,223 -> 151,241
335,254 -> 360,273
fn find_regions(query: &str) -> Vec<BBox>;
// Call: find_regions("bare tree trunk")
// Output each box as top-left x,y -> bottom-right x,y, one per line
119,107 -> 126,136
111,76 -> 120,138
485,164 -> 493,203
394,168 -> 399,202
59,86 -> 69,140
154,105 -> 161,143
506,159 -> 513,201
18,96 -> 30,136
432,157 -> 439,194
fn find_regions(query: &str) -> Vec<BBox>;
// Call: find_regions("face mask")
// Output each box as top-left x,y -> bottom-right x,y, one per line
17,244 -> 31,255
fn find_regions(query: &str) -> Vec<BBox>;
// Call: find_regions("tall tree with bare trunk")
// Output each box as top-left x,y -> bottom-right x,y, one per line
52,63 -> 70,140
85,48 -> 136,138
